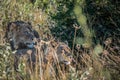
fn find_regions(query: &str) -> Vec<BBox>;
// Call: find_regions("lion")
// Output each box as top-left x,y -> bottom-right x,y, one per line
53,41 -> 73,65
40,40 -> 75,66
5,21 -> 40,50
40,40 -> 76,77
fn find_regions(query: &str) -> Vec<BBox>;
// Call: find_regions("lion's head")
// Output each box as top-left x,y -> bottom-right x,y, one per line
6,21 -> 39,50
55,42 -> 74,65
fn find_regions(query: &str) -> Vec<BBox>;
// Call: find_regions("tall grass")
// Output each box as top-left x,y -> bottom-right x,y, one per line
0,0 -> 120,80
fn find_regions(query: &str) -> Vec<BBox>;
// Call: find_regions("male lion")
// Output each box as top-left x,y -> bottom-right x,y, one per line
5,21 -> 39,50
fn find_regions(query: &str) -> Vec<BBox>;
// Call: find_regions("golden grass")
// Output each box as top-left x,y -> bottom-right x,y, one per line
0,0 -> 120,80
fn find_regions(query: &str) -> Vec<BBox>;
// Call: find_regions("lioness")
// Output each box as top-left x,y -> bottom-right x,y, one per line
39,40 -> 75,66
5,21 -> 39,50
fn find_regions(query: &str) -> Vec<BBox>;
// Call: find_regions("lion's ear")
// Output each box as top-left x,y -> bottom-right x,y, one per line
27,22 -> 32,26
27,22 -> 32,28
9,23 -> 17,31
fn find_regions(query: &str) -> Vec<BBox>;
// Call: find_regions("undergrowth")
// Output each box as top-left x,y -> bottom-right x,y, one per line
0,0 -> 120,80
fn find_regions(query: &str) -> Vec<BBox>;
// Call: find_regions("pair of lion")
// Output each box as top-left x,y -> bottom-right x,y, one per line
5,21 -> 75,72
